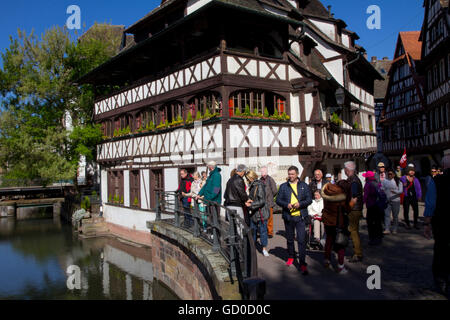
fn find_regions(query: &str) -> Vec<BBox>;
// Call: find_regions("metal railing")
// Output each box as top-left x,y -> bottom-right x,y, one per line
154,191 -> 266,300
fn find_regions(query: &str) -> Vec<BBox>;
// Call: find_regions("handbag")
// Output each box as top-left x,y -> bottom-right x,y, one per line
288,182 -> 312,225
335,206 -> 349,247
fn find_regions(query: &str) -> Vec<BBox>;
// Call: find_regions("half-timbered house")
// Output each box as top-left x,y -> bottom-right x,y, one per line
78,0 -> 381,237
418,0 -> 450,171
379,32 -> 428,171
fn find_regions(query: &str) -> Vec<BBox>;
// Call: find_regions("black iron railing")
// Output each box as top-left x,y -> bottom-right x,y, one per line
154,191 -> 266,300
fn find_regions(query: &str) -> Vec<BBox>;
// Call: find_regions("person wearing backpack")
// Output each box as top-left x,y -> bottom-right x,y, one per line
363,171 -> 385,246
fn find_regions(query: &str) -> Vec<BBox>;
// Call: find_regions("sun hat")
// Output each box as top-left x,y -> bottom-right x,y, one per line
377,162 -> 385,167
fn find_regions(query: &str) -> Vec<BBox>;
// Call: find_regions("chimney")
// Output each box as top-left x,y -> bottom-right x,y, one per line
327,5 -> 332,17
371,56 -> 377,63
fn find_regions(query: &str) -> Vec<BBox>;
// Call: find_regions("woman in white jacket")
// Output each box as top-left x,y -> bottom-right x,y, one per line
308,190 -> 324,242
381,168 -> 404,234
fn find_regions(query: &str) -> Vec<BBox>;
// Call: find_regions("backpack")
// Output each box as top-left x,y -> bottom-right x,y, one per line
371,181 -> 388,210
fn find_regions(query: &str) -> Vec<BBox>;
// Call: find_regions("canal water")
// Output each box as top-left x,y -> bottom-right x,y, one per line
0,216 -> 179,300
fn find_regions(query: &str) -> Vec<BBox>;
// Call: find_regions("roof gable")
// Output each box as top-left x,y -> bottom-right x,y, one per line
398,31 -> 422,61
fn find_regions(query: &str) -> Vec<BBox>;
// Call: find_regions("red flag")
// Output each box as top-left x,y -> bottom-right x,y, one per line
400,148 -> 407,169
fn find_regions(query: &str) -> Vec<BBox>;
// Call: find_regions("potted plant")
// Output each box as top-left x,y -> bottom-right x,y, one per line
133,197 -> 139,207
120,196 -> 124,206
353,122 -> 360,130
369,124 -> 374,132
108,194 -> 112,203
195,110 -> 203,121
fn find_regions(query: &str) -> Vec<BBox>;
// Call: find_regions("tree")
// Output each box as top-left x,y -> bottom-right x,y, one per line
0,24 -> 118,187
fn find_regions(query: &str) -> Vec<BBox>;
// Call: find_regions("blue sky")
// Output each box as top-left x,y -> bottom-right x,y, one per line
0,0 -> 424,65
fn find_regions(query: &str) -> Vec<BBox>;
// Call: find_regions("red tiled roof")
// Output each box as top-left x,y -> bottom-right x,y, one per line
399,31 -> 422,61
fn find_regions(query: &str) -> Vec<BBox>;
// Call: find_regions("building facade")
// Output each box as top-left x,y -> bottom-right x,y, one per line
79,0 -> 381,237
419,0 -> 450,170
380,32 -> 427,171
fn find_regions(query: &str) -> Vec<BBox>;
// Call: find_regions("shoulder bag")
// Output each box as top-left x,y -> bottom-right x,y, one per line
288,182 -> 312,225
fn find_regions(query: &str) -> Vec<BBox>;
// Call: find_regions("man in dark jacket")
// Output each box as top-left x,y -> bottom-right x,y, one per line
260,166 -> 278,238
345,161 -> 364,262
178,169 -> 194,228
276,166 -> 312,275
224,164 -> 252,228
424,153 -> 450,298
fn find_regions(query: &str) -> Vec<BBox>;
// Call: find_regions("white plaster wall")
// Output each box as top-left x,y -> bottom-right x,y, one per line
306,31 -> 339,59
124,170 -> 130,207
101,169 -> 108,203
186,0 -> 212,15
141,169 -> 150,210
324,59 -> 344,86
307,126 -> 315,147
310,19 -> 336,41
290,93 -> 301,122
103,205 -> 157,233
342,34 -> 350,48
304,93 -> 314,121
164,168 -> 179,192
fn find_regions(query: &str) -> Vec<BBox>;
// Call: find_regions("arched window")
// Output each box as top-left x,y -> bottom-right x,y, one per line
188,92 -> 222,118
229,90 -> 286,117
161,101 -> 183,124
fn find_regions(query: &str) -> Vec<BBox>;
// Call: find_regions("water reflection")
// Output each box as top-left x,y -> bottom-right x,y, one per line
0,217 -> 179,300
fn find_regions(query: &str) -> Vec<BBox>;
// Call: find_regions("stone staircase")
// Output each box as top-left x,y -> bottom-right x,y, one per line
79,214 -> 110,239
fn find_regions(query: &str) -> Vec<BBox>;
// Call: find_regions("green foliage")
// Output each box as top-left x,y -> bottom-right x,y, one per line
156,120 -> 168,130
133,197 -> 139,207
235,108 -> 242,116
281,112 -> 290,121
81,196 -> 91,210
146,120 -> 155,131
0,24 -> 118,187
113,194 -> 119,204
331,113 -> 343,126
264,108 -> 270,118
369,124 -> 374,132
243,104 -> 251,117
120,196 -> 124,205
108,194 -> 112,203
186,111 -> 193,124
203,108 -> 212,120
195,111 -> 203,121
353,122 -> 359,130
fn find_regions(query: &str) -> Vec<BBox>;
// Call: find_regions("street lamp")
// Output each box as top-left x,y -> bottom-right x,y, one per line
335,87 -> 345,107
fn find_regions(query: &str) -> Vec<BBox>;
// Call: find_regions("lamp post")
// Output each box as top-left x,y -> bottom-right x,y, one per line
335,87 -> 345,107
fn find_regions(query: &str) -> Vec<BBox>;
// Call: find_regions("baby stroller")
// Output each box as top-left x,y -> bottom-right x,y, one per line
306,216 -> 325,252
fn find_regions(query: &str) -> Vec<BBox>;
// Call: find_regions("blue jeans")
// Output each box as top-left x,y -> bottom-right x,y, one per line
384,201 -> 400,232
285,216 -> 307,265
250,219 -> 268,248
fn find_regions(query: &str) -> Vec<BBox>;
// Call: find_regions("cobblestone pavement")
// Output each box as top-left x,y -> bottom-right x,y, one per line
257,204 -> 447,300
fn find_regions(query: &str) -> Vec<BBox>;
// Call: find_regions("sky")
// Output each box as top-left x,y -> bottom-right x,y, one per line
0,0 -> 425,66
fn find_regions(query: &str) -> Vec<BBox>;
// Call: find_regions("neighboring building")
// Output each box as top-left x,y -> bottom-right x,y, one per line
370,56 -> 392,153
78,0 -> 381,239
379,32 -> 427,173
418,0 -> 450,170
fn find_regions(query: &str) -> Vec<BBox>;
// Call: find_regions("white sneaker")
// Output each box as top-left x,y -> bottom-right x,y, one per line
337,264 -> 348,274
262,249 -> 270,257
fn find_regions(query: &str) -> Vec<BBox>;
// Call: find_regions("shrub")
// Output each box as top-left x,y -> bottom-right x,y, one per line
244,104 -> 251,117
195,111 -> 203,121
264,108 -> 270,118
108,194 -> 112,203
235,108 -> 242,116
120,196 -> 124,205
203,108 -> 212,120
331,112 -> 343,126
133,197 -> 139,207
186,111 -> 193,124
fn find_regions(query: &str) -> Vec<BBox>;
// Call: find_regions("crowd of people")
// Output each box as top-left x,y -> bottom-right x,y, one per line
175,158 -> 449,296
